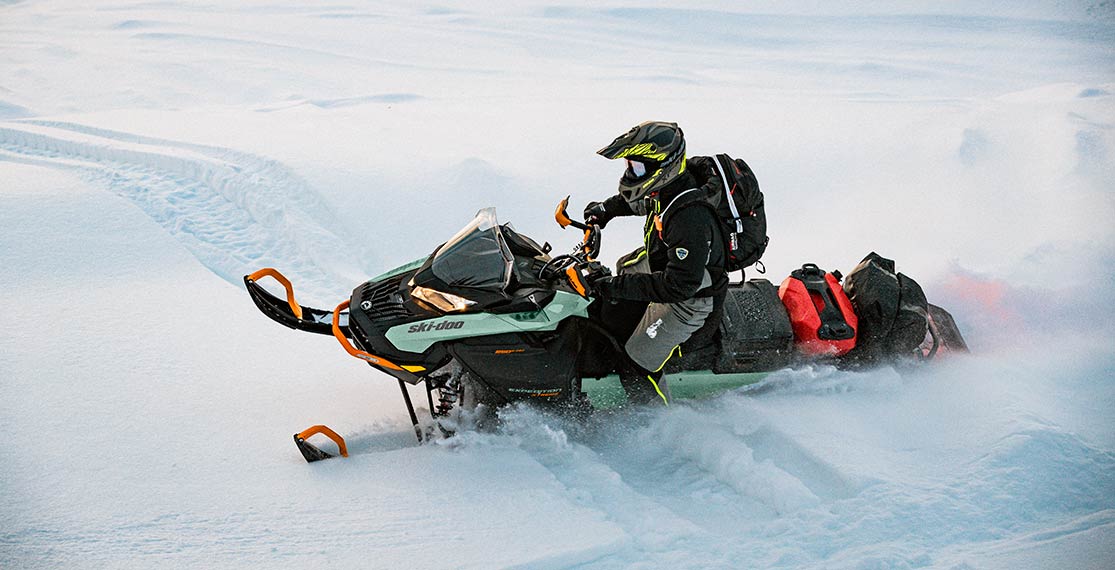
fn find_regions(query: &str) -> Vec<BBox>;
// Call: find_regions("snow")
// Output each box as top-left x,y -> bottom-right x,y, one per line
2,1 -> 1113,569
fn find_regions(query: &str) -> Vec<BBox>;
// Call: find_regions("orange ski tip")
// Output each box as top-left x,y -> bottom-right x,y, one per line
246,268 -> 303,320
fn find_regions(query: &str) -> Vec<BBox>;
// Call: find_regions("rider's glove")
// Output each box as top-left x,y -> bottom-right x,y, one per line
590,275 -> 615,299
584,201 -> 614,228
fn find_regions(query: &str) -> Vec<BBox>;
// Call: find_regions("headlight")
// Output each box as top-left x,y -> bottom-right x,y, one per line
411,285 -> 476,313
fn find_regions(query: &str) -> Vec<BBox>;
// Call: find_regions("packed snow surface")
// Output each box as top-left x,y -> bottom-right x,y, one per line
2,1 -> 1113,569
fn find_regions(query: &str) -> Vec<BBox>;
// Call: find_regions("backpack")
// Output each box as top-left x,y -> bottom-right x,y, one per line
706,154 -> 769,273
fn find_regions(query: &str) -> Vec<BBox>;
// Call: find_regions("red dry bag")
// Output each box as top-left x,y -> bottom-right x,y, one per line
778,264 -> 858,356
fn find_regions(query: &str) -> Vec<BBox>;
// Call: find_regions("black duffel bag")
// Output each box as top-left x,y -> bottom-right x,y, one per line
842,252 -> 929,364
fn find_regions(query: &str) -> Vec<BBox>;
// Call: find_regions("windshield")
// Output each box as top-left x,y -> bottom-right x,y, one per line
430,208 -> 513,291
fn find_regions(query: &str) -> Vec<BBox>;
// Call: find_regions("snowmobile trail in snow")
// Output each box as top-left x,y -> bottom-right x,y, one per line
418,401 -> 869,569
0,120 -> 357,299
417,363 -> 1115,569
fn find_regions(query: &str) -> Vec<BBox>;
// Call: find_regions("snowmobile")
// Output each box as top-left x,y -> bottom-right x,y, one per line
244,199 -> 967,462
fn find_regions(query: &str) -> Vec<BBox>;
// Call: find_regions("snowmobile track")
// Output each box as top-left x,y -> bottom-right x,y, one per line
0,120 -> 355,299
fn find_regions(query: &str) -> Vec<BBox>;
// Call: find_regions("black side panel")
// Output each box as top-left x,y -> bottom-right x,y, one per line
448,323 -> 580,405
579,299 -> 642,378
714,279 -> 793,372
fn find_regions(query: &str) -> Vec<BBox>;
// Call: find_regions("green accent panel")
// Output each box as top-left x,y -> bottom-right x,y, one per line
580,370 -> 769,410
369,257 -> 426,283
385,291 -> 590,353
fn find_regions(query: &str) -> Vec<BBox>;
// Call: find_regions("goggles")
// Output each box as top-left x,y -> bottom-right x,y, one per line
625,158 -> 648,179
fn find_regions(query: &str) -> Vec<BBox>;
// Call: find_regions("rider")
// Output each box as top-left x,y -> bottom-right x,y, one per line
583,121 -> 728,405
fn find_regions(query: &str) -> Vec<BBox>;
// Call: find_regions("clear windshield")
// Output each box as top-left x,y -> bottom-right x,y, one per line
430,208 -> 513,291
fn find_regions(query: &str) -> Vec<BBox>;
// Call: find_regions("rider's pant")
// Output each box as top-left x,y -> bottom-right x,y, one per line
616,247 -> 715,405
625,296 -> 715,374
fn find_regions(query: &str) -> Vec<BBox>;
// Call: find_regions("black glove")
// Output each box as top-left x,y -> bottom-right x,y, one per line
591,275 -> 615,299
584,201 -> 614,228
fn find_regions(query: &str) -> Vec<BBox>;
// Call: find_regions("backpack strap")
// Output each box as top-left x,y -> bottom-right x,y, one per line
653,187 -> 709,240
659,187 -> 704,220
709,154 -> 743,236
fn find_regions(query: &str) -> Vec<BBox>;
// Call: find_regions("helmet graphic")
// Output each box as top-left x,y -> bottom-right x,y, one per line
597,121 -> 686,207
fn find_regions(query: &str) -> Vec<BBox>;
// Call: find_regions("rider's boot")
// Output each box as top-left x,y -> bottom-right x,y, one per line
619,362 -> 671,406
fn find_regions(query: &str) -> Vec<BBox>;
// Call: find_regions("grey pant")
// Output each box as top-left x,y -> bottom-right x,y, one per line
616,247 -> 715,381
626,295 -> 715,373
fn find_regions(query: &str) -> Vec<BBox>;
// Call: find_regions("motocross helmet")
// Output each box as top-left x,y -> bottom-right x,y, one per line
597,121 -> 686,207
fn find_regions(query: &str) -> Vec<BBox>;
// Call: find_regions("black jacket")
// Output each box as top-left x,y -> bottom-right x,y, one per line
596,156 -> 728,303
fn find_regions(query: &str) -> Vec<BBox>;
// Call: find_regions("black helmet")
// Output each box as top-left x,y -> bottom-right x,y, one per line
597,121 -> 686,207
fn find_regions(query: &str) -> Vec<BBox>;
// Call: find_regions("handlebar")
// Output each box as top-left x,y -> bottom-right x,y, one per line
553,195 -> 602,259
554,195 -> 590,231
541,197 -> 611,295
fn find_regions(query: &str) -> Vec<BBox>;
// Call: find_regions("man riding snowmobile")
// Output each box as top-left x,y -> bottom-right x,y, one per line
582,121 -> 732,405
241,122 -> 968,461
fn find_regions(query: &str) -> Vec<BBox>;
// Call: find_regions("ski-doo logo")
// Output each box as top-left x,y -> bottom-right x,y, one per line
407,320 -> 465,333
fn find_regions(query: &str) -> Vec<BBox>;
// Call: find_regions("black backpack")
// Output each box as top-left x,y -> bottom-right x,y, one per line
706,154 -> 769,273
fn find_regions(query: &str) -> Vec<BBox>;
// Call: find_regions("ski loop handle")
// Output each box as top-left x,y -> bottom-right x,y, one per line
295,425 -> 349,458
246,268 -> 303,319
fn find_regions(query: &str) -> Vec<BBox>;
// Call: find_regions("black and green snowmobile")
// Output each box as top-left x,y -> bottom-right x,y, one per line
244,199 -> 966,462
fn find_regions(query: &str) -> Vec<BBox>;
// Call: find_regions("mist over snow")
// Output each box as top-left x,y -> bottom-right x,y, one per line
2,1 -> 1113,569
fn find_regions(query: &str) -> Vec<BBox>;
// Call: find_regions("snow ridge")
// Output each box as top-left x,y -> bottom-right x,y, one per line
0,120 -> 360,301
